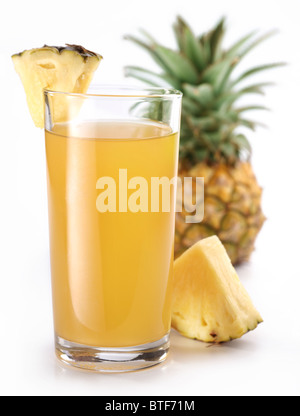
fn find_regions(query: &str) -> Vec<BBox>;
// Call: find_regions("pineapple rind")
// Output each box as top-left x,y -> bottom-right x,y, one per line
176,162 -> 266,265
172,236 -> 262,343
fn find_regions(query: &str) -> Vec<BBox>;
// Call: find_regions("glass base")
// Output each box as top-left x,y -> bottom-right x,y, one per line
55,334 -> 170,373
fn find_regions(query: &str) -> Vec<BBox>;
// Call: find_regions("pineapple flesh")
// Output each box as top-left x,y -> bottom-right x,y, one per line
12,44 -> 102,127
172,236 -> 263,343
126,17 -> 284,264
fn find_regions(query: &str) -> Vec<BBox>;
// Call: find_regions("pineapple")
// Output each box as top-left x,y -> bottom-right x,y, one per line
12,44 -> 102,127
125,17 -> 284,264
172,236 -> 263,343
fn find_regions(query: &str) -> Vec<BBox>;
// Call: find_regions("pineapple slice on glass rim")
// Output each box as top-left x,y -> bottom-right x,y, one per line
12,44 -> 102,128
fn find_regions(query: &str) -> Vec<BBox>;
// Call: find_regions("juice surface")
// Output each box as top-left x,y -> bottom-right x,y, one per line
45,120 -> 179,347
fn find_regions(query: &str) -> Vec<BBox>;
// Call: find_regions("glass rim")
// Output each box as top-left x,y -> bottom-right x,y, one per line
44,84 -> 183,100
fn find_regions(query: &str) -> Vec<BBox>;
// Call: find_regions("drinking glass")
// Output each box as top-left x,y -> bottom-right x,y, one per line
44,86 -> 182,372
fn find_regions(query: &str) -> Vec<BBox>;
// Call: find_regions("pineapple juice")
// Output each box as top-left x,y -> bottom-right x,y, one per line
45,120 -> 179,347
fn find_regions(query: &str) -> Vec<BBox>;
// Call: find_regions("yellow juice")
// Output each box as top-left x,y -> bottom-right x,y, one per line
45,121 -> 179,347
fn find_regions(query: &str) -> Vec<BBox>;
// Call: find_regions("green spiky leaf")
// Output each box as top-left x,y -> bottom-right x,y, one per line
230,63 -> 285,87
239,30 -> 279,59
226,31 -> 258,58
124,35 -> 171,73
125,16 -> 285,164
236,105 -> 270,113
182,98 -> 202,116
209,17 -> 226,61
231,134 -> 252,153
153,45 -> 199,84
124,66 -> 181,89
183,83 -> 214,107
174,17 -> 207,71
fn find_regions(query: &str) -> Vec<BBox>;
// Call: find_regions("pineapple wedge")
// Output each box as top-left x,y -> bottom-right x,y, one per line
12,45 -> 102,127
172,236 -> 263,343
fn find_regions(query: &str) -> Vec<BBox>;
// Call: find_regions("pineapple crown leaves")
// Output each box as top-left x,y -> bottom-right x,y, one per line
124,16 -> 286,166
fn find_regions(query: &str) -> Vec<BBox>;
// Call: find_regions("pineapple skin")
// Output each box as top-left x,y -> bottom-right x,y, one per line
172,236 -> 263,343
175,162 -> 266,265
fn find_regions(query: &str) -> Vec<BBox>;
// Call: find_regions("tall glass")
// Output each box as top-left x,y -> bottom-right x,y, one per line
44,86 -> 182,372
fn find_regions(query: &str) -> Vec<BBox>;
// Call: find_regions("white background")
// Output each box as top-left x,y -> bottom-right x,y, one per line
1,0 -> 300,397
